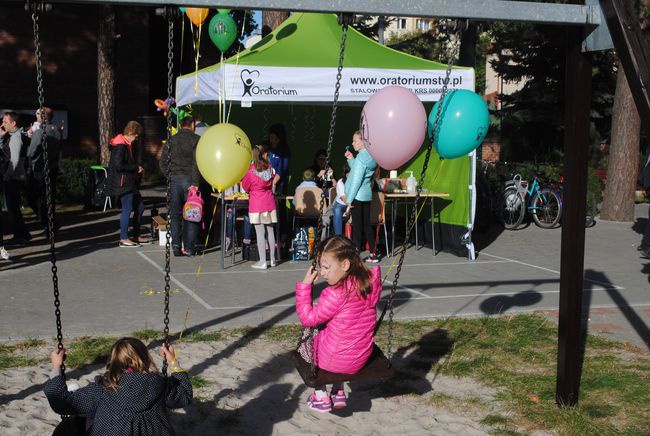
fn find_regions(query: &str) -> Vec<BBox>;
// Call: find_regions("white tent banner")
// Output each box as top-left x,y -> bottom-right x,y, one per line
176,65 -> 475,106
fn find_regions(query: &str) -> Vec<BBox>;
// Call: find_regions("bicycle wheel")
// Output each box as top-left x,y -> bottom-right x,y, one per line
532,187 -> 562,228
501,186 -> 525,230
585,191 -> 597,227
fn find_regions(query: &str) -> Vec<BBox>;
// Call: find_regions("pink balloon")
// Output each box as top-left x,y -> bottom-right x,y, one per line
360,86 -> 427,170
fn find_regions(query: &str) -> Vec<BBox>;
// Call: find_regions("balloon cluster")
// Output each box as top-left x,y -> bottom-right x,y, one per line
182,7 -> 238,53
361,86 -> 489,168
154,97 -> 175,117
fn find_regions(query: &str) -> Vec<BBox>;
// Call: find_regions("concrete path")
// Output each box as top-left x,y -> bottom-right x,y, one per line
1,190 -> 648,350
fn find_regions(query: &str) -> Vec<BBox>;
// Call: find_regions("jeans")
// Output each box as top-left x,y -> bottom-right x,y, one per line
332,201 -> 347,236
170,179 -> 200,254
119,191 -> 145,240
3,180 -> 30,240
226,208 -> 253,241
26,174 -> 57,233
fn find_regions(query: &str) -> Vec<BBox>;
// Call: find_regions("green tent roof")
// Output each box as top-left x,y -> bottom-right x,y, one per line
187,13 -> 451,75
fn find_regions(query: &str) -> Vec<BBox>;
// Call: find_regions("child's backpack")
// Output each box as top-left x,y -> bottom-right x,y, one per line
183,186 -> 203,223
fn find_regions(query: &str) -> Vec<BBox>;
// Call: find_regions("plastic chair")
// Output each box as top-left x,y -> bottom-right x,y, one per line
370,191 -> 389,256
293,186 -> 325,238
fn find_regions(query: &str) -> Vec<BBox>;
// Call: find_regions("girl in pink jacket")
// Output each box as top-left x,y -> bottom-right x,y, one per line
296,235 -> 382,413
241,144 -> 280,269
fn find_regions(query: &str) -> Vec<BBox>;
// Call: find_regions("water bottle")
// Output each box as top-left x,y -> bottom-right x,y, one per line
406,171 -> 416,193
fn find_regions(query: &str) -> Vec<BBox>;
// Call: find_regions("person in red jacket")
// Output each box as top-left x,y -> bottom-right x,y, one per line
296,235 -> 382,413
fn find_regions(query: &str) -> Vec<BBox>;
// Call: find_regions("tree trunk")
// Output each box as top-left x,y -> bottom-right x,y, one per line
262,10 -> 289,36
98,5 -> 116,166
600,61 -> 640,221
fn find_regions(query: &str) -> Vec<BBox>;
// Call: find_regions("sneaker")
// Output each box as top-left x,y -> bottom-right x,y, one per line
307,392 -> 332,413
269,260 -> 277,267
364,254 -> 380,263
330,390 -> 347,409
173,247 -> 183,257
251,260 -> 267,270
0,246 -> 10,260
224,237 -> 232,251
641,246 -> 650,259
119,240 -> 140,247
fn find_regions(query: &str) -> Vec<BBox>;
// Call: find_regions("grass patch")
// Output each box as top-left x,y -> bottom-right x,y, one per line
130,329 -> 163,342
189,374 -> 211,389
65,336 -> 116,369
182,330 -> 224,342
0,339 -> 45,369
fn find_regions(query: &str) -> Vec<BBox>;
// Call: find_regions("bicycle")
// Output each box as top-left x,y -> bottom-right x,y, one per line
549,176 -> 598,228
501,173 -> 563,230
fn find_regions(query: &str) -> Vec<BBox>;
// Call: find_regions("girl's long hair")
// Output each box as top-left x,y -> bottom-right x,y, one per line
101,337 -> 157,391
341,163 -> 350,184
316,236 -> 372,299
253,144 -> 270,172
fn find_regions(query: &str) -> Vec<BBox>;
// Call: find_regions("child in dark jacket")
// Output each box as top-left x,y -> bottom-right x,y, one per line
44,337 -> 193,436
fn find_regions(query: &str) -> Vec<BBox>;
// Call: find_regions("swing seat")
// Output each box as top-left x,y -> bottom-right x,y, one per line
293,344 -> 395,388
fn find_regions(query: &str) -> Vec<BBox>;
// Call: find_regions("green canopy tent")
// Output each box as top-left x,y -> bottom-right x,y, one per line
176,13 -> 478,258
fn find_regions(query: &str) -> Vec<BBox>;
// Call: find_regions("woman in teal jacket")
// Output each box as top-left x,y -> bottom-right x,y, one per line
344,130 -> 379,262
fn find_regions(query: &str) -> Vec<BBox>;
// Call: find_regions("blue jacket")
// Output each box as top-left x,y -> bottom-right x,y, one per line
344,148 -> 377,204
268,146 -> 290,192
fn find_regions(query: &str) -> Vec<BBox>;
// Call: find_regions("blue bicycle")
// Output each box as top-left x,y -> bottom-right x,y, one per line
501,173 -> 562,230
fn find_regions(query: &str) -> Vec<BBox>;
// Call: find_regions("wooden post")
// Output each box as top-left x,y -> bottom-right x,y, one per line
556,23 -> 592,406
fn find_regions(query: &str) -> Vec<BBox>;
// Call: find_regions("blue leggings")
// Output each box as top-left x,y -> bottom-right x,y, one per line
119,191 -> 144,240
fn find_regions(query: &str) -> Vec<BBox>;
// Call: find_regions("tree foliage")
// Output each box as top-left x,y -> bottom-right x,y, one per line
486,21 -> 617,163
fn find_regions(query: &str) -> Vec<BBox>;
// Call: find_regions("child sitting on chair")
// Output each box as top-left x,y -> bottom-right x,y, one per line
296,235 -> 382,413
44,337 -> 193,435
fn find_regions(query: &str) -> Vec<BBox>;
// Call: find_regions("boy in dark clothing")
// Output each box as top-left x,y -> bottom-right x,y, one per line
159,116 -> 201,256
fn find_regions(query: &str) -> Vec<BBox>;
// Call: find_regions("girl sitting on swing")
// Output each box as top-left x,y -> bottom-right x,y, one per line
44,337 -> 193,435
296,235 -> 382,413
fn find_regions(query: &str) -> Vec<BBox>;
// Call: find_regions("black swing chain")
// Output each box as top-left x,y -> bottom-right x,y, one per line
31,1 -> 64,372
162,7 -> 174,377
312,17 -> 349,265
379,26 -> 460,360
298,15 -> 349,377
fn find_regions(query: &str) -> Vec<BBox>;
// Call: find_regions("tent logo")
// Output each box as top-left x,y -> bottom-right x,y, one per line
241,69 -> 260,96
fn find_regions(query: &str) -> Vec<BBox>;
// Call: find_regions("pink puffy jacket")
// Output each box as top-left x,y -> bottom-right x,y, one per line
241,165 -> 276,213
295,266 -> 382,374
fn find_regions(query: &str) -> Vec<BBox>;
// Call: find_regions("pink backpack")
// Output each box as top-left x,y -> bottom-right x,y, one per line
183,187 -> 203,223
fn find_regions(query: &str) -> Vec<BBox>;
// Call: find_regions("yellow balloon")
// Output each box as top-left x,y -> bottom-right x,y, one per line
196,123 -> 252,191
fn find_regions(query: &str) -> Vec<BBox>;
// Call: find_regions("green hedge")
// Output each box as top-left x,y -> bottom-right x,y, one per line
56,158 -> 95,203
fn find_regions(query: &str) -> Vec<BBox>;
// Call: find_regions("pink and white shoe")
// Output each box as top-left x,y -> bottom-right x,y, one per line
307,392 -> 332,413
330,390 -> 347,409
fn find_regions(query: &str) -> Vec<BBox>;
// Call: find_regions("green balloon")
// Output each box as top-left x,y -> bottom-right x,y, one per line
208,13 -> 237,52
217,9 -> 231,14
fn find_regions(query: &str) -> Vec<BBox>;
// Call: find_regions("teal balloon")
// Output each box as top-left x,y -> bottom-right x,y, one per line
208,13 -> 237,52
428,90 -> 489,159
179,7 -> 186,13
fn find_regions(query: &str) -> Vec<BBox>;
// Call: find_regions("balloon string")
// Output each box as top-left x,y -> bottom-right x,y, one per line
179,198 -> 219,340
193,22 -> 202,96
179,17 -> 185,77
218,52 -> 224,124
226,10 -> 248,123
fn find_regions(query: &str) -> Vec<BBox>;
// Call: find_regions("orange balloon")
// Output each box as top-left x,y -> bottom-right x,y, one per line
185,8 -> 209,26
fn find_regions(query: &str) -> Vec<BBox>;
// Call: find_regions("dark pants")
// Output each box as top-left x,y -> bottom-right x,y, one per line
226,208 -> 253,240
26,174 -> 57,233
119,191 -> 145,240
170,179 -> 200,254
3,180 -> 30,240
351,200 -> 374,253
